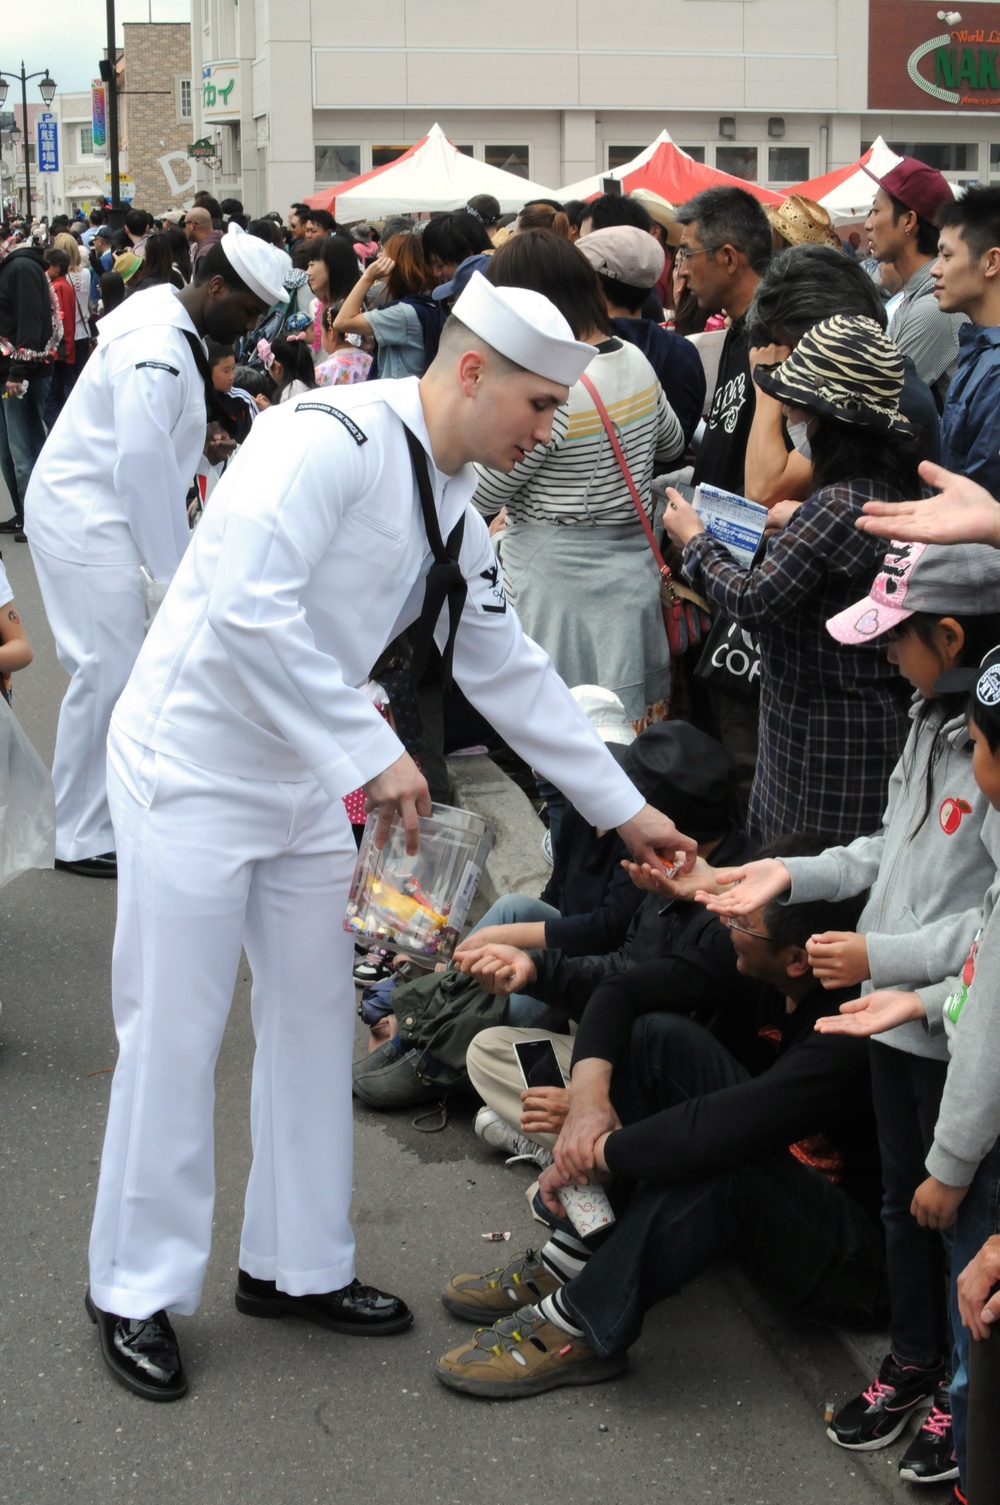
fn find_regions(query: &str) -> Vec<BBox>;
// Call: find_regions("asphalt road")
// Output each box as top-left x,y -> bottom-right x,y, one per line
0,486 -> 905,1505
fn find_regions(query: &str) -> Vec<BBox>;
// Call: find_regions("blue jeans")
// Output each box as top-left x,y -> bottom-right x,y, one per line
468,893 -> 566,1029
554,1014 -> 888,1357
0,372 -> 52,522
949,1132 -> 1000,1489
869,1041 -> 951,1368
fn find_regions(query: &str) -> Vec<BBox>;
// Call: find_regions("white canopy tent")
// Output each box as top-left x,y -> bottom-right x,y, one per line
556,132 -> 672,202
306,123 -> 558,220
787,137 -> 904,225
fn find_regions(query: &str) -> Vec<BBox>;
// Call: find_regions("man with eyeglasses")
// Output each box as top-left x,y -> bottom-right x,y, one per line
435,859 -> 889,1399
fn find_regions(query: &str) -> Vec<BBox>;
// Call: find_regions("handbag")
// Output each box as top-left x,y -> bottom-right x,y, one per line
72,279 -> 97,349
693,532 -> 766,702
579,372 -> 710,658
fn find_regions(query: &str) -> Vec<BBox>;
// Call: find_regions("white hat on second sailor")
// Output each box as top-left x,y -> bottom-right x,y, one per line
451,271 -> 595,387
219,222 -> 291,307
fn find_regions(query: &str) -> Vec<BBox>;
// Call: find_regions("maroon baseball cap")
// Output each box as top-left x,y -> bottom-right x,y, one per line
863,155 -> 954,225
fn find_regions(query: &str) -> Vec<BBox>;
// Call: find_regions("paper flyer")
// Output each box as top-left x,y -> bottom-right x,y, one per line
693,484 -> 768,567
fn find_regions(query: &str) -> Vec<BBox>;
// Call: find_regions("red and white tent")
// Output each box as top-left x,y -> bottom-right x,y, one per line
304,123 -> 558,220
786,137 -> 904,225
557,131 -> 784,207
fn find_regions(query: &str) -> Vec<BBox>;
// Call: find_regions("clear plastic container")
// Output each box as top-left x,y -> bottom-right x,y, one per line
344,802 -> 496,963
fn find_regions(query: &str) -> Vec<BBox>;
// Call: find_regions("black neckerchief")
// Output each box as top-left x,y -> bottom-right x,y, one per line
180,327 -> 239,437
403,426 -> 467,689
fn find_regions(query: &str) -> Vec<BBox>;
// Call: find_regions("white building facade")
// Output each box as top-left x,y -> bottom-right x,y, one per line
189,0 -> 1000,216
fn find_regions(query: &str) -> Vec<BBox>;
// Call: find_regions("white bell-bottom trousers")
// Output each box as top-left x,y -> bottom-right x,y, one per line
29,545 -> 146,862
88,728 -> 359,1319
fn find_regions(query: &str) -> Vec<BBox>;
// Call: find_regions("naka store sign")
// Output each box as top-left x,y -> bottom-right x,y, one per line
870,0 -> 1000,108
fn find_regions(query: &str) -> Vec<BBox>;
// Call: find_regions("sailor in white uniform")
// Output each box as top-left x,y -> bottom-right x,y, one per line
84,273 -> 696,1402
25,226 -> 290,878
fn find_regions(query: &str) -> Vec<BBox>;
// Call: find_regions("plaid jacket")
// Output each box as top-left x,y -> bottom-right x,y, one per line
682,478 -> 912,845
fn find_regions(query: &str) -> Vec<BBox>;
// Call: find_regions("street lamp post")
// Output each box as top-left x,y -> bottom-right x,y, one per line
0,63 -> 57,219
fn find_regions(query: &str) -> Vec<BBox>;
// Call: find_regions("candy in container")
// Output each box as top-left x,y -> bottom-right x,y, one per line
344,803 -> 496,963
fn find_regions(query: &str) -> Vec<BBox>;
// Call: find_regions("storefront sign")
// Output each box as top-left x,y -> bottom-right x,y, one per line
37,112 -> 58,173
202,60 -> 240,121
870,0 -> 1000,109
106,171 -> 135,202
91,81 -> 107,156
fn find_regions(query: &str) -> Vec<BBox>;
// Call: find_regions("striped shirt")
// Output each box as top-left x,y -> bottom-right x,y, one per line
472,338 -> 685,526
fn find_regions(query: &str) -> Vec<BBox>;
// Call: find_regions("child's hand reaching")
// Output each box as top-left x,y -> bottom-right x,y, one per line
697,857 -> 791,915
806,931 -> 870,988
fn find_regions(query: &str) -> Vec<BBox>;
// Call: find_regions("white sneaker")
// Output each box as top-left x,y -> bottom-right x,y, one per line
474,1107 -> 554,1169
541,829 -> 553,865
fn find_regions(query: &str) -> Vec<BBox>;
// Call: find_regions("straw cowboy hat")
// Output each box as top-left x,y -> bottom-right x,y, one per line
765,193 -> 841,248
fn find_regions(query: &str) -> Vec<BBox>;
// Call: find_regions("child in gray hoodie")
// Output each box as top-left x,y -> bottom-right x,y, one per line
695,539 -> 1000,1492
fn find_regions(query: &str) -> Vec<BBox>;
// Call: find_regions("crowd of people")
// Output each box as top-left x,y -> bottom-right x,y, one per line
2,161 -> 1000,1504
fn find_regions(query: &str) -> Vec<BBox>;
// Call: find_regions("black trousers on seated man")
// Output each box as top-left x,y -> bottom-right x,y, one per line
555,1014 -> 889,1358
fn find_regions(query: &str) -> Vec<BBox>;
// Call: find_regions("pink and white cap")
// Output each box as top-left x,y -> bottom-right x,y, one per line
826,542 -> 928,644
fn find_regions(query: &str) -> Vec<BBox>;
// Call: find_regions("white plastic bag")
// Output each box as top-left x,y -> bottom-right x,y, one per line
0,696 -> 56,887
139,565 -> 170,630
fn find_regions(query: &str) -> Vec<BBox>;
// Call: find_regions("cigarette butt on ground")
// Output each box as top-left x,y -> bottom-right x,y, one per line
823,1401 -> 835,1424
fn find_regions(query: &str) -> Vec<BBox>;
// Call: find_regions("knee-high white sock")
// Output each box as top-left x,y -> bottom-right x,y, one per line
540,1230 -> 591,1283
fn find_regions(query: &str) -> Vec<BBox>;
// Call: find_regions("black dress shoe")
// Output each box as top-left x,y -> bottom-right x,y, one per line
54,851 -> 117,878
235,1269 -> 413,1335
85,1289 -> 188,1401
0,518 -> 23,534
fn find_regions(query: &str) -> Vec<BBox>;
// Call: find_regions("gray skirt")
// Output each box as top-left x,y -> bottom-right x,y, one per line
498,518 -> 670,724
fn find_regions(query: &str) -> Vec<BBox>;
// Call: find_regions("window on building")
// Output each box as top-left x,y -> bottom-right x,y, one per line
455,144 -> 474,158
372,144 -> 412,169
314,144 -> 362,183
486,144 -> 529,177
607,144 -> 643,170
716,145 -> 758,181
885,141 -> 978,173
179,79 -> 192,119
768,146 -> 809,182
79,126 -> 94,157
680,146 -> 706,163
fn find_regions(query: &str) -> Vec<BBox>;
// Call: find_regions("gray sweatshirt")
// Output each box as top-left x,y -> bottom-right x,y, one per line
925,805 -> 1000,1186
783,702 -> 993,1061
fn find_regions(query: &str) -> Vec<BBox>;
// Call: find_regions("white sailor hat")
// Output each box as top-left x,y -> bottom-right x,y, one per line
451,271 -> 595,387
220,222 -> 290,307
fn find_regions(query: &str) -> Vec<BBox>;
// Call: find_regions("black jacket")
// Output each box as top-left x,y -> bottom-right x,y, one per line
525,824 -> 755,1021
0,246 -> 54,383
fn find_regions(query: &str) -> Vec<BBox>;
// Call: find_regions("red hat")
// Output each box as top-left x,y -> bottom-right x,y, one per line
863,156 -> 953,226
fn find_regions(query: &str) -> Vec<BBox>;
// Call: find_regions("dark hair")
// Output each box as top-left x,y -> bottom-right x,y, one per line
193,240 -> 252,292
270,336 -> 316,395
422,211 -> 492,267
125,207 -> 152,237
486,228 -> 610,338
381,215 -> 415,241
290,239 -> 313,271
747,243 -> 887,349
194,192 -> 223,222
674,283 -> 709,335
466,194 -> 501,227
45,247 -> 69,274
522,198 -> 564,214
809,422 -> 922,499
220,197 -> 244,217
290,202 -> 310,219
897,612 -> 1000,833
588,194 -> 653,234
163,225 -> 190,279
98,270 -> 126,315
937,184 -> 1000,265
676,185 -> 773,273
382,233 -> 430,300
247,216 -> 284,247
518,204 -> 571,237
563,199 -> 589,234
307,233 -> 361,300
305,208 -> 336,234
205,339 -> 236,365
89,207 -> 104,226
133,231 -> 178,288
232,364 -> 272,398
597,272 -> 647,314
888,193 -> 939,258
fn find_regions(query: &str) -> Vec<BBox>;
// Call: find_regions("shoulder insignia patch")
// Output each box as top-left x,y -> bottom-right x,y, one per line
135,360 -> 179,374
295,402 -> 368,445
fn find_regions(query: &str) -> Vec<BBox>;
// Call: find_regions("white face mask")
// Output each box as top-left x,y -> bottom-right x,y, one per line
786,419 -> 812,459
